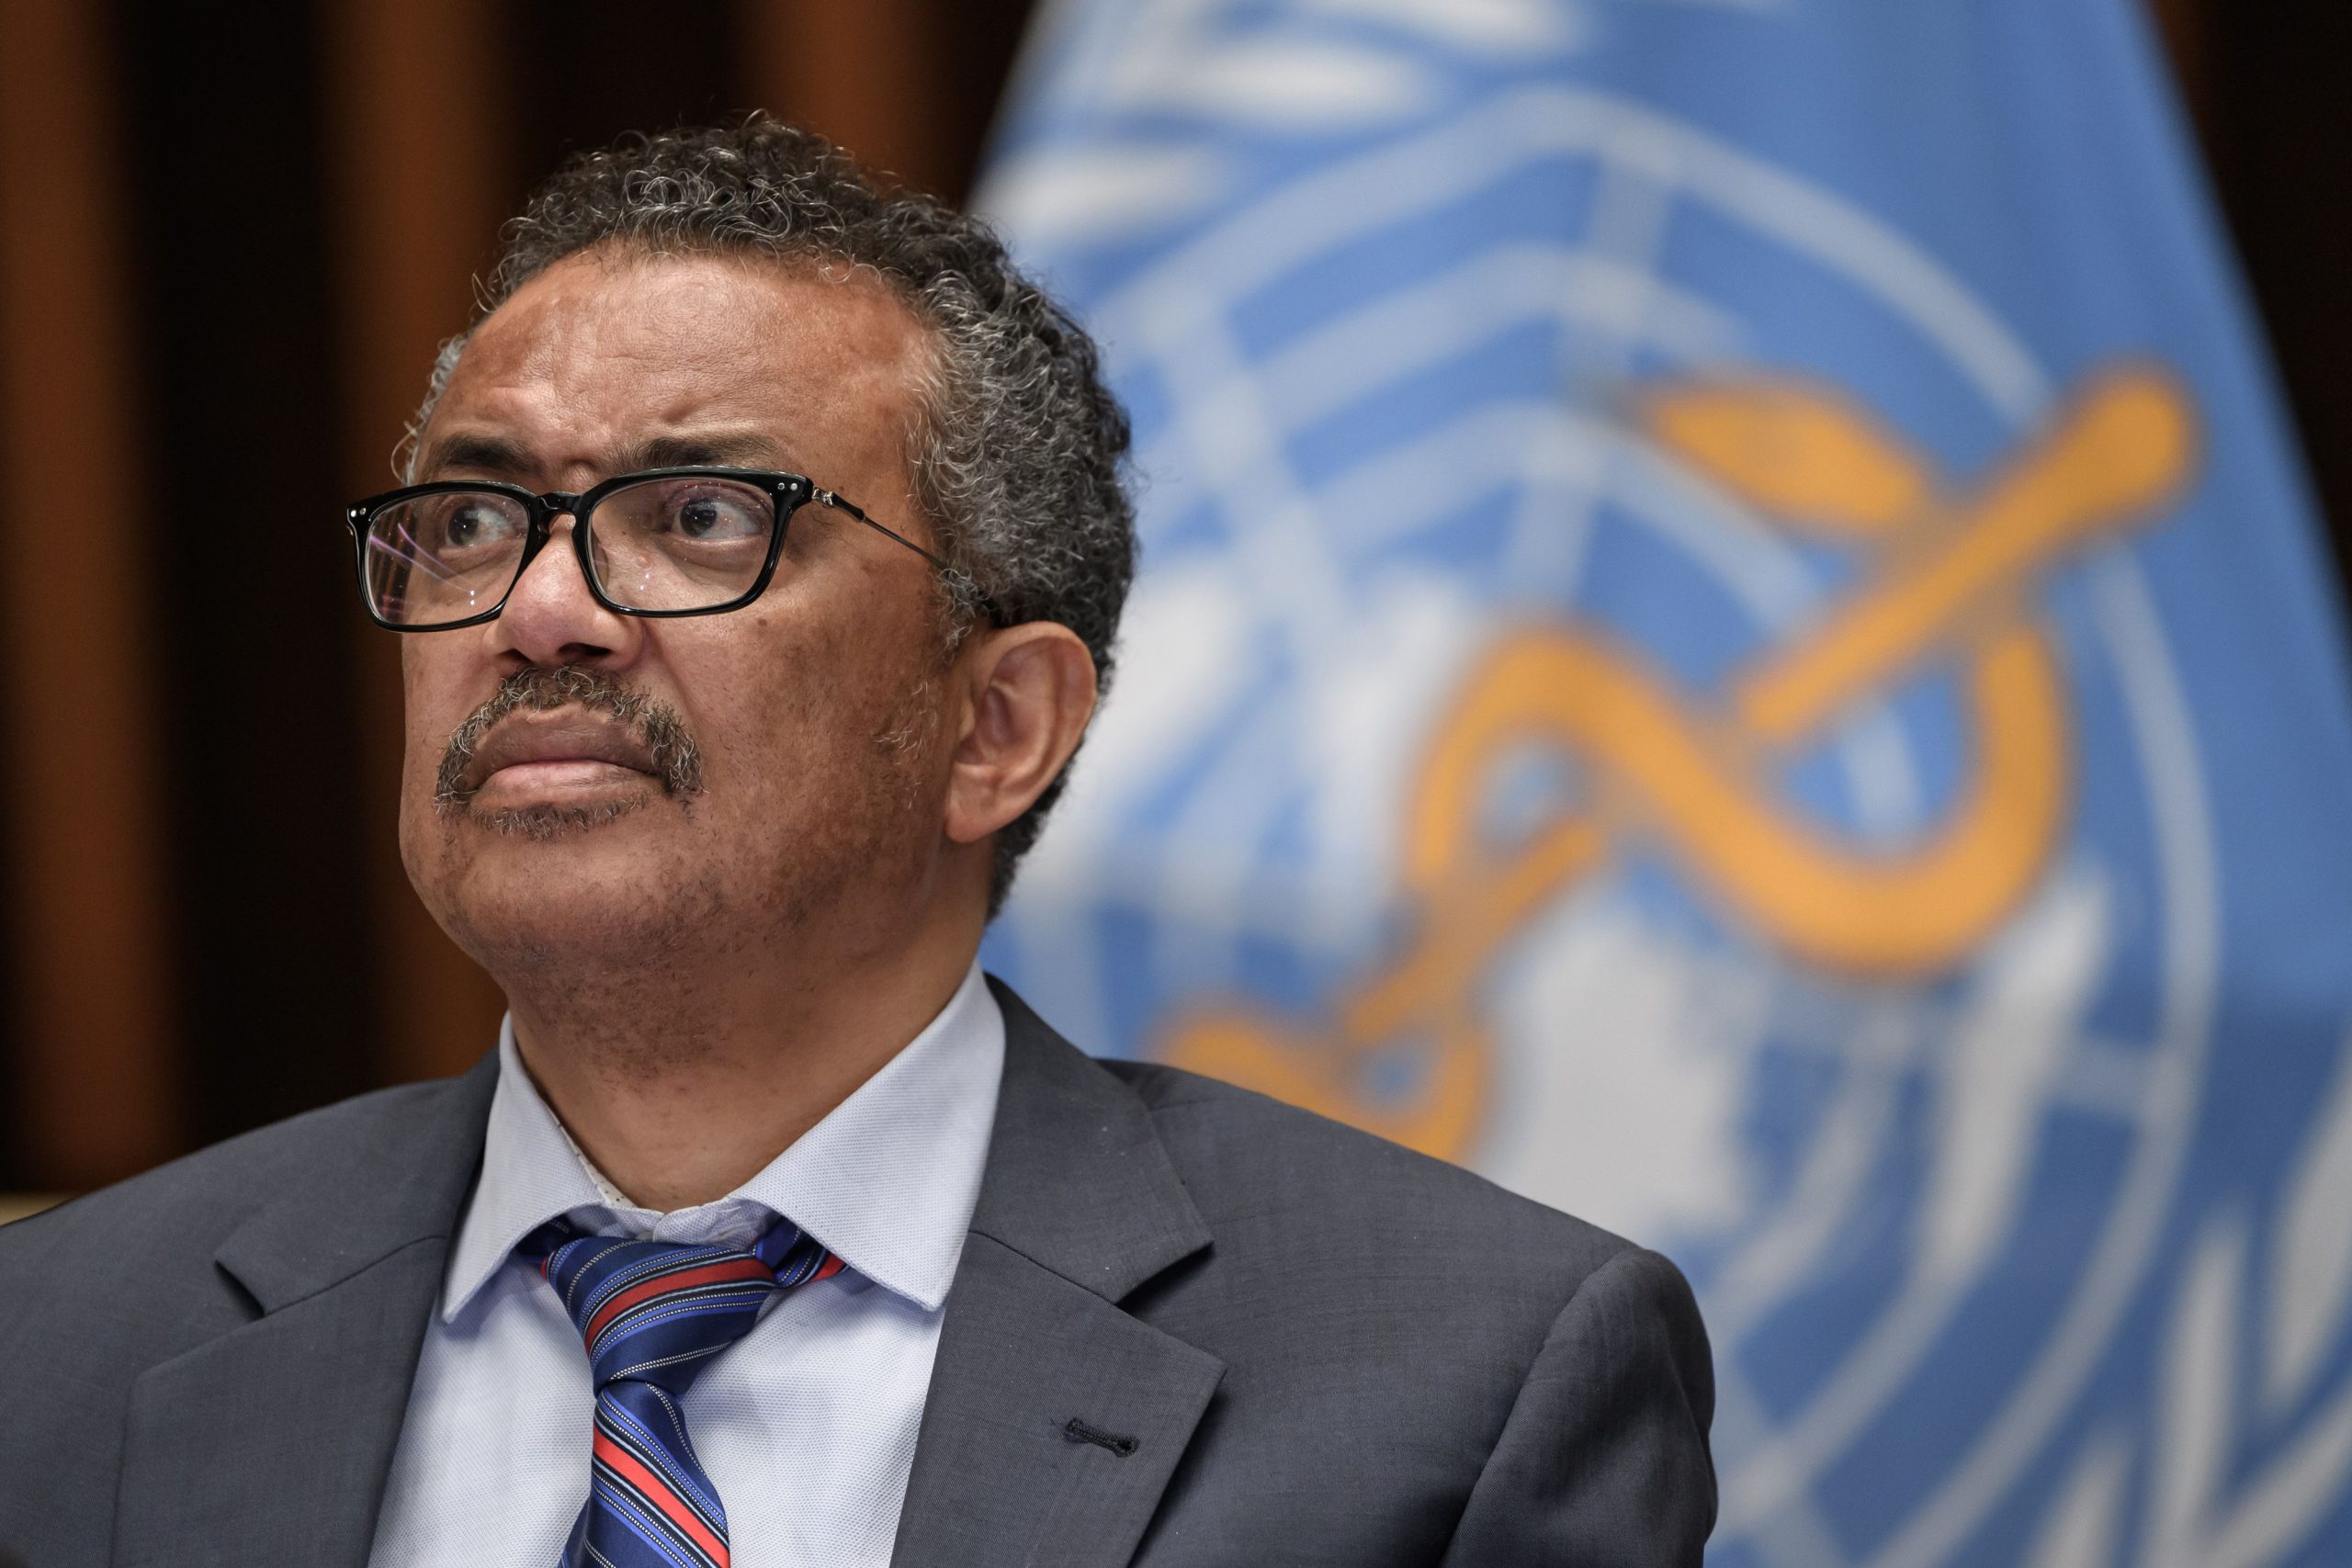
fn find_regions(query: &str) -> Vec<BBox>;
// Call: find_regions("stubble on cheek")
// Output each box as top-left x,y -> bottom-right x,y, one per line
869,673 -> 944,812
726,617 -> 956,941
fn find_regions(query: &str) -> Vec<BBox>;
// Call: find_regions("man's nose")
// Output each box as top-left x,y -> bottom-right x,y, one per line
490,515 -> 640,668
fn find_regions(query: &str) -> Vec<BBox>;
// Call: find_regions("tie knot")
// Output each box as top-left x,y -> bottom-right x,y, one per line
531,1221 -> 842,1394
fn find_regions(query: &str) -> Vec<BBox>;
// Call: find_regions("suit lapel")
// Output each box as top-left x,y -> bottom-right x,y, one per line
107,990 -> 1213,1567
111,1057 -> 499,1568
891,983 -> 1223,1568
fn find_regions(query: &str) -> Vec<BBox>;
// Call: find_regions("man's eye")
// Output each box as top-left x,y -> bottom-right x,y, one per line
667,491 -> 766,542
437,499 -> 520,550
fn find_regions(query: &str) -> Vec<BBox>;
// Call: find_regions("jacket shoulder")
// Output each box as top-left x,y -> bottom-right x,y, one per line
1101,1056 -> 1637,1299
0,1070 -> 484,1274
0,1066 -> 495,1565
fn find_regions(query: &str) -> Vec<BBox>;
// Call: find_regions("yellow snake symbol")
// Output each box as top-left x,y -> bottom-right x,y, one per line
1161,364 -> 2199,1160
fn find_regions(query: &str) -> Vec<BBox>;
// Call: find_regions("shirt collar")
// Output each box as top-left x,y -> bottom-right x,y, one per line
442,961 -> 1004,1322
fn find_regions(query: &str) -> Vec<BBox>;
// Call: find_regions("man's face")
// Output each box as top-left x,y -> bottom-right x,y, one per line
399,248 -> 959,975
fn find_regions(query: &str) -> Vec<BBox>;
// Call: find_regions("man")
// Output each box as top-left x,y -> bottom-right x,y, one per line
0,121 -> 1713,1566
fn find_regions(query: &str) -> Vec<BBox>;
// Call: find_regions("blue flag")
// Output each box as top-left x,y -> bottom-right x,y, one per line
976,2 -> 2352,1562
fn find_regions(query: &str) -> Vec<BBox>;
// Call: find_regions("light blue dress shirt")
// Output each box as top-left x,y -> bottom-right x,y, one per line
368,963 -> 1005,1566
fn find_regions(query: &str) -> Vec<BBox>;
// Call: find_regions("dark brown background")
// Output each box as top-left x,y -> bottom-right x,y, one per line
0,0 -> 2342,1192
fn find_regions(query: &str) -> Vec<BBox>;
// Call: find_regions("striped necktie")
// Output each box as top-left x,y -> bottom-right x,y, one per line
529,1219 -> 844,1568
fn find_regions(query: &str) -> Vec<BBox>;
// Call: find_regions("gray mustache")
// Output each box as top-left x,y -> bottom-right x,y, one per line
435,667 -> 704,807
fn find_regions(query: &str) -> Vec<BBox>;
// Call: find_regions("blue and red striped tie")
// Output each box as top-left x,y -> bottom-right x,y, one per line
529,1220 -> 843,1568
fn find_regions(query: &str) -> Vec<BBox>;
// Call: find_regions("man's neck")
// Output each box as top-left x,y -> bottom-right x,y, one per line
503,921 -> 978,1213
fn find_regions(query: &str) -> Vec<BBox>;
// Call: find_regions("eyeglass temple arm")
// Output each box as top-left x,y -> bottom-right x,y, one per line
809,487 -> 1000,619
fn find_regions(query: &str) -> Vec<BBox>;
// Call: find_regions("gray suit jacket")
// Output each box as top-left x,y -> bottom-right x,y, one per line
0,982 -> 1713,1565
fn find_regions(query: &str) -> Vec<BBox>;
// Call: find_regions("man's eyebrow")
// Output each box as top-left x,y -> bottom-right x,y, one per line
623,431 -> 797,471
413,429 -> 800,485
416,433 -> 537,479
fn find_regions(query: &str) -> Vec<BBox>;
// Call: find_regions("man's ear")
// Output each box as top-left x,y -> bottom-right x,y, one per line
943,621 -> 1099,845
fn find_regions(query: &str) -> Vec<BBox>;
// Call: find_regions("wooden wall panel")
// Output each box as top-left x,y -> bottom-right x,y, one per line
737,0 -> 1046,226
115,0 -> 385,1143
321,0 -> 513,1080
0,0 -> 180,1186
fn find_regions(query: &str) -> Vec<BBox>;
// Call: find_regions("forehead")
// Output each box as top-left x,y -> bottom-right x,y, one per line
424,247 -> 932,478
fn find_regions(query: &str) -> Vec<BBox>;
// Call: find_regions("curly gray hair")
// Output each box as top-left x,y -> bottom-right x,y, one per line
405,118 -> 1136,915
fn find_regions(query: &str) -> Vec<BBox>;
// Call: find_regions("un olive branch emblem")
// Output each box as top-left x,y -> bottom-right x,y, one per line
1162,364 -> 2199,1160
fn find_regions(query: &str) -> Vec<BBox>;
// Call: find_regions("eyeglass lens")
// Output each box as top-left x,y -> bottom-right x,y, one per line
362,475 -> 779,626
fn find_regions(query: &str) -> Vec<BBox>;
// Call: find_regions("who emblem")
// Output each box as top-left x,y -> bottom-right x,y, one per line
988,55 -> 2352,1568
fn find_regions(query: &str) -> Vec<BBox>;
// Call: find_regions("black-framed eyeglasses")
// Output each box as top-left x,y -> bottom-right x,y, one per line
344,467 -> 993,632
